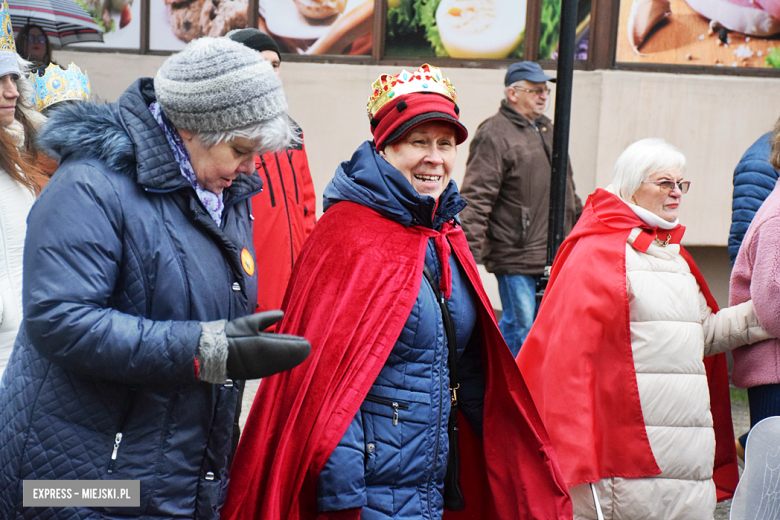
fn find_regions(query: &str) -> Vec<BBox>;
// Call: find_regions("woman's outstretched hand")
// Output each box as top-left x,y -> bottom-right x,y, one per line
225,311 -> 311,380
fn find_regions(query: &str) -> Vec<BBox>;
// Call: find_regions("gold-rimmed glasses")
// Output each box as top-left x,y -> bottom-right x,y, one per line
512,86 -> 550,96
642,180 -> 691,194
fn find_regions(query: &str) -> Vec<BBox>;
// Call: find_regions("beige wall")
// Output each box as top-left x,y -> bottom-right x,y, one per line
58,51 -> 765,306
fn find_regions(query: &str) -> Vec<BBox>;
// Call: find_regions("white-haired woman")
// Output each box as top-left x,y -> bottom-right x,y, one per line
0,37 -> 310,520
0,49 -> 46,378
518,138 -> 770,519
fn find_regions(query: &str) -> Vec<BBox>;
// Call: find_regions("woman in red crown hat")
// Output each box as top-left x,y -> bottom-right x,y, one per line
517,137 -> 770,519
222,64 -> 572,520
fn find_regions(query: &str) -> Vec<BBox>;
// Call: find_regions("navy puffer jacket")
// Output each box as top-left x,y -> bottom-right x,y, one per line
316,142 -> 484,520
729,132 -> 779,263
0,79 -> 260,520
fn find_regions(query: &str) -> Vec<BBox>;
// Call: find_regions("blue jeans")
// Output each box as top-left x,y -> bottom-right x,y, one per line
496,274 -> 542,357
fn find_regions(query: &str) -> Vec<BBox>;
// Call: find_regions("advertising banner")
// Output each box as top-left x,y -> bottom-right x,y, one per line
616,0 -> 780,69
384,0 -> 525,59
56,0 -> 140,49
538,0 -> 590,60
150,0 -> 250,52
258,0 -> 373,55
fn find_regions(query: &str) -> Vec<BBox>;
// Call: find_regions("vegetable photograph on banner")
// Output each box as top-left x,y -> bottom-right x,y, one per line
616,0 -> 780,68
70,0 -> 140,49
537,0 -> 590,59
258,0 -> 373,55
385,0 -> 525,58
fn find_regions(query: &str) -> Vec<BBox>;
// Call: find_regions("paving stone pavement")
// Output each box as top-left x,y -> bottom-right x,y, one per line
238,380 -> 750,519
715,389 -> 749,520
239,378 -> 261,431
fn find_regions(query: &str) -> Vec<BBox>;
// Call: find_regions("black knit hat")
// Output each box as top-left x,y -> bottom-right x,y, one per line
226,29 -> 281,62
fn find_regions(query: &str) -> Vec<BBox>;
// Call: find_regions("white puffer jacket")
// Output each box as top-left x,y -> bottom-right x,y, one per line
570,222 -> 768,520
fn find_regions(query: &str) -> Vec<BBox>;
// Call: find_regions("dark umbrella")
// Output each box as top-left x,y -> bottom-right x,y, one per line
8,0 -> 103,47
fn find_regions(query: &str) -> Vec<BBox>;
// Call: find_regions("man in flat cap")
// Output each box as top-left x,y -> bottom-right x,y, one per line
459,61 -> 582,356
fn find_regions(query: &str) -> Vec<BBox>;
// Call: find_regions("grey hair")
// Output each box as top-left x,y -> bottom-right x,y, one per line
14,55 -> 36,111
612,138 -> 686,201
504,80 -> 523,102
195,112 -> 299,153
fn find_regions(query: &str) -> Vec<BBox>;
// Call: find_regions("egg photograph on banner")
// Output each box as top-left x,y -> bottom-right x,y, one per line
385,0 -> 525,58
383,0 -> 590,61
616,0 -> 780,68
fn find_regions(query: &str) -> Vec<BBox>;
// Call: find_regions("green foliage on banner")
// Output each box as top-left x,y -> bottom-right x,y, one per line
766,47 -> 780,68
75,0 -> 116,33
420,0 -> 447,56
386,0 -> 423,38
539,0 -> 561,60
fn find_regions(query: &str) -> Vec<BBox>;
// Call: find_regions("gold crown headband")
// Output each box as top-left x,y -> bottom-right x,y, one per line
0,0 -> 15,53
29,62 -> 91,112
367,64 -> 458,120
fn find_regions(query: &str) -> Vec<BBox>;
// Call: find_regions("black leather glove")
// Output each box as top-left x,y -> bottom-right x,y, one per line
225,310 -> 311,380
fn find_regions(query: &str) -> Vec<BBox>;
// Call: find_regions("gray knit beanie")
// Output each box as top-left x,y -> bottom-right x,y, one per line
154,37 -> 287,132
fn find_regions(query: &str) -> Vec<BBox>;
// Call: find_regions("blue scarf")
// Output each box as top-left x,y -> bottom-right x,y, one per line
149,102 -> 224,226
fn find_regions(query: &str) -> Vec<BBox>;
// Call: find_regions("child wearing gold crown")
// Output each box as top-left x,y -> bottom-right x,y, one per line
222,64 -> 572,520
0,0 -> 47,379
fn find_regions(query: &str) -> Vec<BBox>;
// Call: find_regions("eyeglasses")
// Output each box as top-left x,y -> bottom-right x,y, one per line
512,86 -> 550,96
643,180 -> 691,193
27,34 -> 46,44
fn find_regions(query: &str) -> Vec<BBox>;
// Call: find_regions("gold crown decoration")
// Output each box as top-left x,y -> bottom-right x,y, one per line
367,64 -> 458,119
0,0 -> 15,53
29,62 -> 91,111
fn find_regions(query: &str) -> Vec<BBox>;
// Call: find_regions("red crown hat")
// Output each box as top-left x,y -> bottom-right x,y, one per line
367,64 -> 468,150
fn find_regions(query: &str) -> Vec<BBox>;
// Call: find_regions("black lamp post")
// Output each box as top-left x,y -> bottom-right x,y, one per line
538,0 -> 578,300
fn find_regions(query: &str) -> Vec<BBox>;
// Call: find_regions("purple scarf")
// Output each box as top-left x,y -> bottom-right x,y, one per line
149,102 -> 224,226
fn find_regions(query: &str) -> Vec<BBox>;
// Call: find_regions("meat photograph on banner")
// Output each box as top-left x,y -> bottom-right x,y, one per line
616,0 -> 780,68
150,0 -> 250,51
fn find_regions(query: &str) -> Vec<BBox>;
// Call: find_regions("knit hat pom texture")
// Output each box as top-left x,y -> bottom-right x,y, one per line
154,37 -> 287,133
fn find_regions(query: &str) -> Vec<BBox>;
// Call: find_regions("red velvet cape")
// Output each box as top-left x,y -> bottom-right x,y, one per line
221,201 -> 572,520
516,189 -> 739,500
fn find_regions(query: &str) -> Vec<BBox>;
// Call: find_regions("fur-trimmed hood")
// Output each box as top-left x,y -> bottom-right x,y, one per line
37,78 -> 169,188
38,98 -> 139,179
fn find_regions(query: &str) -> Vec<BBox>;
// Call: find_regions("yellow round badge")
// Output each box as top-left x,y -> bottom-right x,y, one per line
241,248 -> 255,276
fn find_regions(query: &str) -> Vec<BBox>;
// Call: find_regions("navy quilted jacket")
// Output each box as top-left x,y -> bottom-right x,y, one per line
729,132 -> 779,264
316,142 -> 484,519
0,79 -> 260,520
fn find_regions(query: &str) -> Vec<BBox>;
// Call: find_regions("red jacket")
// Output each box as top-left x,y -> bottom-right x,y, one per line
252,130 -> 317,314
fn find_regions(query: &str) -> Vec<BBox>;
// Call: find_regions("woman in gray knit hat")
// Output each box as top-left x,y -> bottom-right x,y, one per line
0,37 -> 310,520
